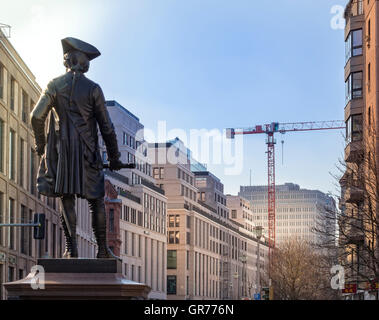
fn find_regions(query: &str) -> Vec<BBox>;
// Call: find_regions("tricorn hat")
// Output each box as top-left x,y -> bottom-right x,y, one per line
61,37 -> 101,61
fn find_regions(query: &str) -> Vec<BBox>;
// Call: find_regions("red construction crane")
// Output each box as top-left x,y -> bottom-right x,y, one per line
226,120 -> 345,267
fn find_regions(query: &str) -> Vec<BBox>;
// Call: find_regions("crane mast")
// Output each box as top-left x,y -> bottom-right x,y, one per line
226,120 -> 345,271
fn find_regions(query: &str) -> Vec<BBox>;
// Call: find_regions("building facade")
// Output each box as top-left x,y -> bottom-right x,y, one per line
0,29 -> 97,299
148,138 -> 269,300
99,101 -> 168,299
239,183 -> 336,246
340,0 -> 379,300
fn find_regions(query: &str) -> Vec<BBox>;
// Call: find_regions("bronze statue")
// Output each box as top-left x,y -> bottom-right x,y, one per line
30,37 -> 123,259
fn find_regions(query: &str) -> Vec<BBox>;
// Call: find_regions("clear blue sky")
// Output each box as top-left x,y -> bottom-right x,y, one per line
3,0 -> 348,195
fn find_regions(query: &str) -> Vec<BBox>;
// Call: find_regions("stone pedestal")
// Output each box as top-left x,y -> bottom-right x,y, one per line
4,259 -> 151,300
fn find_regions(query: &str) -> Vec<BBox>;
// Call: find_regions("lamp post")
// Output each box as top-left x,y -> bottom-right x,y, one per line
240,254 -> 247,298
254,226 -> 263,298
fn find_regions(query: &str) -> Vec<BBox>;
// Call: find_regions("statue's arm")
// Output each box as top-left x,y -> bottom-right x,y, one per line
30,81 -> 56,155
93,85 -> 121,161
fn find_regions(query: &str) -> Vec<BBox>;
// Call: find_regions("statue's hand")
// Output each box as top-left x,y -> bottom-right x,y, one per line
36,144 -> 45,156
109,158 -> 124,171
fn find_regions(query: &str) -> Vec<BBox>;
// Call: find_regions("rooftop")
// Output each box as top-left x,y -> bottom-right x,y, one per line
106,100 -> 139,122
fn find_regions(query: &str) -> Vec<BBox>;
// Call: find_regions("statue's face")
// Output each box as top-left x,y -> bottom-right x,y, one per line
64,51 -> 90,73
75,52 -> 90,72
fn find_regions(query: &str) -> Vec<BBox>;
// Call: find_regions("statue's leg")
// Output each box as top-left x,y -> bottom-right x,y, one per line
88,197 -> 119,259
60,195 -> 78,258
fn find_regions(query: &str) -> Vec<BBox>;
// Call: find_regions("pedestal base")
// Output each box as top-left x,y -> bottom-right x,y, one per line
4,259 -> 151,300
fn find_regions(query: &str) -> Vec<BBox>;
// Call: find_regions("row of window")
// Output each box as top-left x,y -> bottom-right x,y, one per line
277,228 -> 313,234
122,132 -> 146,156
123,238 -> 166,293
0,64 -> 34,124
253,207 -> 317,214
181,184 -> 196,201
277,221 -> 314,227
143,193 -> 166,215
346,113 -> 362,144
153,167 -> 164,180
178,168 -> 194,186
345,29 -> 363,63
123,231 -> 142,258
122,205 -> 143,226
251,193 -> 323,200
144,211 -> 166,234
214,192 -> 226,206
0,122 -> 39,197
0,198 -> 64,259
345,71 -> 363,104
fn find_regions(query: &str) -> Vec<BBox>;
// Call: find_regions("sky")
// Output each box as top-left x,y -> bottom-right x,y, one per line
2,0 -> 349,196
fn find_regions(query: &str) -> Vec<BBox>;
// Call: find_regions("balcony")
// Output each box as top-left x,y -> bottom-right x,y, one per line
345,141 -> 363,163
345,217 -> 365,244
344,186 -> 364,204
344,0 -> 364,32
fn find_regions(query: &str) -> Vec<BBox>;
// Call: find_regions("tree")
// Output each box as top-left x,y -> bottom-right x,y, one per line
314,124 -> 379,300
270,237 -> 338,300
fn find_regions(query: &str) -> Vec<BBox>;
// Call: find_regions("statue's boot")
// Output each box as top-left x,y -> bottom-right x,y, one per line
60,195 -> 78,258
89,197 -> 120,260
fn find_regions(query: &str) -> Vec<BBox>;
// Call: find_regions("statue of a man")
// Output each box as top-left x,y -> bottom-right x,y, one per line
30,37 -> 123,258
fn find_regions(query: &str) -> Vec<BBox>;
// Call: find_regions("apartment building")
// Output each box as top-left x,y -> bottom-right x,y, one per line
340,0 -> 379,300
148,138 -> 269,300
0,29 -> 97,299
98,100 -> 167,299
239,183 -> 336,246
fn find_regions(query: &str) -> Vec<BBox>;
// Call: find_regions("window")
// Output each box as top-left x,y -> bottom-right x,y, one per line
0,64 -> 3,99
0,193 -> 3,246
109,208 -> 114,232
167,275 -> 177,295
358,0 -> 363,15
169,215 -> 175,227
20,205 -> 27,254
9,130 -> 15,180
30,148 -> 36,195
8,198 -> 15,250
345,29 -> 363,62
0,119 -> 3,173
21,90 -> 28,123
168,231 -> 180,244
346,114 -> 363,143
153,167 -> 159,179
132,233 -> 135,256
345,72 -> 363,103
123,132 -> 128,145
175,215 -> 180,227
231,210 -> 237,219
167,250 -> 177,269
10,77 -> 15,111
8,266 -> 14,282
124,231 -> 128,254
138,211 -> 143,226
19,138 -> 25,187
